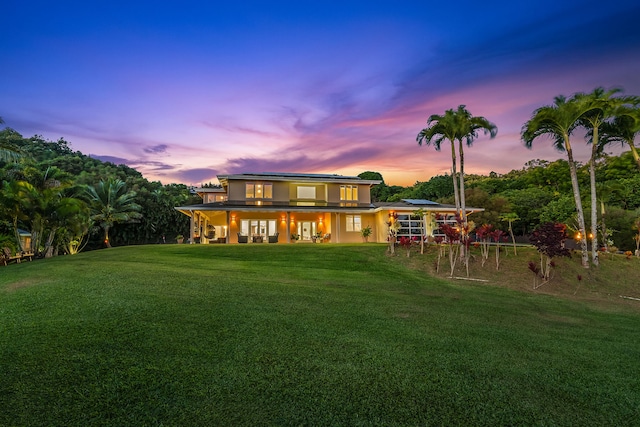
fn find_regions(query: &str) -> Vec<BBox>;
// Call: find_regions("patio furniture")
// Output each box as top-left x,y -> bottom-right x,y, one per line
252,235 -> 264,243
237,233 -> 248,243
268,233 -> 279,243
1,247 -> 22,265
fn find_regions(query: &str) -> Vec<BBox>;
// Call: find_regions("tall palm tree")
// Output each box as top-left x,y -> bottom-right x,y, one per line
417,105 -> 497,225
574,87 -> 632,266
417,108 -> 462,214
452,106 -> 497,226
522,95 -> 590,268
85,178 -> 142,248
418,106 -> 496,276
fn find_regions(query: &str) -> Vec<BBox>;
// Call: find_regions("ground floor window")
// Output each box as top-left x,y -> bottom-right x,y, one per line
240,219 -> 277,237
345,215 -> 362,232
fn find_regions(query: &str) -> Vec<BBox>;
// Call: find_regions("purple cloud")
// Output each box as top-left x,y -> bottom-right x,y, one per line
143,144 -> 168,154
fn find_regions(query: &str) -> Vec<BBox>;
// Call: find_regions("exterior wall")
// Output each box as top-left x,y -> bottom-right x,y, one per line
374,211 -> 391,243
227,181 -> 246,201
357,185 -> 372,204
337,212 -> 376,243
272,182 -> 290,202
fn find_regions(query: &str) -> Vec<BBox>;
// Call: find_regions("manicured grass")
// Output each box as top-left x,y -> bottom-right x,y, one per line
1,244 -> 639,425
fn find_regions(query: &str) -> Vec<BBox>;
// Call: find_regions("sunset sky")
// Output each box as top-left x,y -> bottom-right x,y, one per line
2,0 -> 639,186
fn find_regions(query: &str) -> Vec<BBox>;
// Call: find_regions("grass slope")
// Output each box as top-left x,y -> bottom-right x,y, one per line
1,244 -> 639,426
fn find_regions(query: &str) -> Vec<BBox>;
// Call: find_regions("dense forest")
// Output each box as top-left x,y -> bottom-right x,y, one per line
2,125 -> 640,256
1,128 -> 200,255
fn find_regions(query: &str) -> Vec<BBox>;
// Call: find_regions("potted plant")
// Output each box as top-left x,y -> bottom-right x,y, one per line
290,233 -> 300,242
361,225 -> 372,242
176,234 -> 184,244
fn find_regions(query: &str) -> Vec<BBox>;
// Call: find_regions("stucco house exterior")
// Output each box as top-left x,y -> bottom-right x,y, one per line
175,172 -> 482,244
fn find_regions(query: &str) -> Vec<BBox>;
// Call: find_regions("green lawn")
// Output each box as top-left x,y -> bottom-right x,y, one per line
1,244 -> 639,426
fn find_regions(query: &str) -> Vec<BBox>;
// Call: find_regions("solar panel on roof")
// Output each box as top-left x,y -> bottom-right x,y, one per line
402,199 -> 439,205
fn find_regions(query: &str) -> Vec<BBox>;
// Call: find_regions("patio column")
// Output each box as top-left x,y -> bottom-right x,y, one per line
226,211 -> 230,243
189,211 -> 194,244
286,212 -> 291,243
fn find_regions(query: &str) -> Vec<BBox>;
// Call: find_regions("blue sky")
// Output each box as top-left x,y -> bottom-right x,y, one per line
2,0 -> 639,185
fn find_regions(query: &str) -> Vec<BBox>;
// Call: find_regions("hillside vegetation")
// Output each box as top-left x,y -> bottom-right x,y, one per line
1,244 -> 639,425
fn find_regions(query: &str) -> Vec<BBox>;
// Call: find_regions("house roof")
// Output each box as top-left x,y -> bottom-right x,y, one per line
373,199 -> 483,213
217,172 -> 381,186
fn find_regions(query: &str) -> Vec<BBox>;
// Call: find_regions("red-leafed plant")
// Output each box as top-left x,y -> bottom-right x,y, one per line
476,224 -> 494,267
399,236 -> 413,257
529,222 -> 571,282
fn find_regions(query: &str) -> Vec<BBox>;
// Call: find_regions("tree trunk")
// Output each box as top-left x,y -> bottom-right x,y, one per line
449,141 -> 460,214
45,228 -> 57,258
589,131 -> 599,266
508,222 -> 517,255
565,139 -> 589,268
11,217 -> 24,252
627,141 -> 640,171
600,201 -> 608,252
458,139 -> 468,226
104,226 -> 112,248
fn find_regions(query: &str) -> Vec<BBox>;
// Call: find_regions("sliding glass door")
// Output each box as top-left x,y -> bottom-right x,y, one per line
240,219 -> 277,238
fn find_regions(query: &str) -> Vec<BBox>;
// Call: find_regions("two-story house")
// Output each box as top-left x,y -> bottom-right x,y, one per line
175,172 -> 482,244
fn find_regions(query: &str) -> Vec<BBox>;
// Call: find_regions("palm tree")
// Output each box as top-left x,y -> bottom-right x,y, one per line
85,178 -> 142,248
418,106 -> 496,276
522,95 -> 590,268
0,117 -> 23,162
417,108 -> 462,215
598,103 -> 640,171
0,180 -> 37,251
452,106 -> 497,226
575,87 -> 632,266
417,105 -> 497,225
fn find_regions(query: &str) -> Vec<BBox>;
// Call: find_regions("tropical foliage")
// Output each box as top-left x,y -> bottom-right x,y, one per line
0,128 -> 198,256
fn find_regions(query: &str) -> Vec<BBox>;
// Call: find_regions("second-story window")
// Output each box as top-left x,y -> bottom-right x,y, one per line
340,185 -> 358,201
246,183 -> 272,199
297,186 -> 316,199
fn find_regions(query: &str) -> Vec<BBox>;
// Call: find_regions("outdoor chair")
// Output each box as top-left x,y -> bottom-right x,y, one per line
2,247 -> 21,265
268,233 -> 279,243
237,233 -> 248,243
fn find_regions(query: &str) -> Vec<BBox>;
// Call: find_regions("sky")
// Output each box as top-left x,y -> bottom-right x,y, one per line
2,1 -> 640,187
